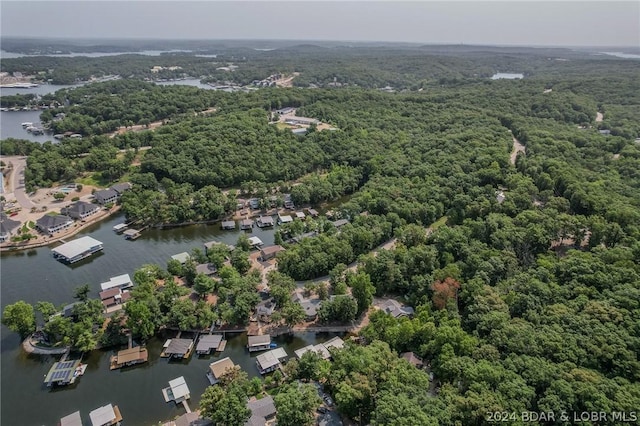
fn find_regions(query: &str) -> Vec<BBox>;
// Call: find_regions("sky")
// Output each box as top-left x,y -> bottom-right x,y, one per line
1,1 -> 638,47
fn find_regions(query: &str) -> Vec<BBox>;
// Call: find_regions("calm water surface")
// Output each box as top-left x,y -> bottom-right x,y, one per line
1,212 -> 336,425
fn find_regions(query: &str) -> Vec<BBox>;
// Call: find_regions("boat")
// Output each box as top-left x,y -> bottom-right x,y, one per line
21,122 -> 33,128
269,342 -> 278,348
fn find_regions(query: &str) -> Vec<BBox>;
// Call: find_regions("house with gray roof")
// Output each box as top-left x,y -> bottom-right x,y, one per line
94,189 -> 119,205
110,182 -> 132,194
0,213 -> 20,242
245,395 -> 277,426
382,299 -> 415,318
292,292 -> 322,321
63,200 -> 100,220
35,214 -> 73,234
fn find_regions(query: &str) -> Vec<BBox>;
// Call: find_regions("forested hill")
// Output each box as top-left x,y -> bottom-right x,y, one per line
2,49 -> 640,424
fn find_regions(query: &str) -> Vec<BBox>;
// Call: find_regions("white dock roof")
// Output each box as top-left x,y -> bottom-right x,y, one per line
60,411 -> 82,426
248,236 -> 263,247
168,376 -> 190,400
171,252 -> 191,264
52,236 -> 103,260
89,404 -> 116,426
100,273 -> 133,291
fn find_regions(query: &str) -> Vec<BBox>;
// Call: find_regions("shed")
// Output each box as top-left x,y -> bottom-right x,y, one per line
332,219 -> 349,228
295,211 -> 306,220
306,208 -> 319,217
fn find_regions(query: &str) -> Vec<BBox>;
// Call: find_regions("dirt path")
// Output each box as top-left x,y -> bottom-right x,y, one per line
510,136 -> 525,165
107,107 -> 217,138
596,112 -> 603,122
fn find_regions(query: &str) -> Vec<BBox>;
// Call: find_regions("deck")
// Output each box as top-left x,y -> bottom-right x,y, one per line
216,340 -> 227,352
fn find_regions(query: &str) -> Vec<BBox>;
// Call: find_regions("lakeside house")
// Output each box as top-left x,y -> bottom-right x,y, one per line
196,334 -> 224,355
382,299 -> 415,318
294,336 -> 345,361
240,219 -> 254,230
277,214 -> 293,225
207,357 -> 238,384
255,299 -> 276,322
162,376 -> 191,404
259,245 -> 285,261
89,404 -> 122,426
100,274 -> 133,291
292,292 -> 322,321
256,347 -> 288,374
195,263 -> 217,277
62,201 -> 100,220
171,252 -> 191,265
400,351 -> 424,369
94,189 -> 119,205
245,395 -> 277,426
295,211 -> 306,220
256,216 -> 274,228
110,346 -> 148,370
59,411 -> 82,426
247,335 -> 272,352
221,220 -> 236,230
331,219 -> 349,229
283,194 -> 294,209
99,287 -> 131,312
44,359 -> 87,387
36,214 -> 73,235
161,338 -> 194,359
0,213 -> 20,242
306,208 -> 319,218
111,182 -> 132,195
52,236 -> 103,263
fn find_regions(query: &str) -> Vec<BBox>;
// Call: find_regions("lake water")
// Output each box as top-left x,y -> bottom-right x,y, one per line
0,50 -> 200,59
491,73 -> 524,80
0,211 -> 338,425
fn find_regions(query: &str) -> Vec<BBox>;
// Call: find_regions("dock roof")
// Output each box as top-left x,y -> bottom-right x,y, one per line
115,346 -> 148,364
221,220 -> 236,228
165,338 -> 194,355
256,348 -> 288,371
100,273 -> 133,291
60,410 -> 82,426
209,357 -> 236,379
248,236 -> 263,247
196,334 -> 223,352
257,216 -> 274,225
52,236 -> 102,260
171,252 -> 191,264
44,359 -> 81,385
323,336 -> 345,351
89,404 -> 117,426
278,214 -> 293,223
168,376 -> 191,400
247,335 -> 271,347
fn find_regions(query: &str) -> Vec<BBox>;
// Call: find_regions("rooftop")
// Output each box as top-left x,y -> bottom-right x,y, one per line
209,357 -> 236,379
52,236 -> 103,260
115,346 -> 148,364
246,395 -> 276,425
164,338 -> 194,355
171,252 -> 191,264
168,376 -> 191,400
247,335 -> 271,347
60,411 -> 82,426
248,236 -> 263,247
256,348 -> 288,370
89,404 -> 119,426
100,273 -> 133,291
260,245 -> 285,256
196,334 -> 223,352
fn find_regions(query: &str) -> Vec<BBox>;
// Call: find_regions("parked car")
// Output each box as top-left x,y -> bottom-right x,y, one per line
323,395 -> 334,407
317,407 -> 328,414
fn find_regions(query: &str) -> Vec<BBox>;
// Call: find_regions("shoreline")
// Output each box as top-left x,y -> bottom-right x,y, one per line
0,205 -> 121,252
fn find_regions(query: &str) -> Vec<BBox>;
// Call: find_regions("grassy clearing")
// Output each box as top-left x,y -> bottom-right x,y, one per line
430,216 -> 448,230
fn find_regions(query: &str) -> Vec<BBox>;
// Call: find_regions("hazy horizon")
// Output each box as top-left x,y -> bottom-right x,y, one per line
1,1 -> 638,48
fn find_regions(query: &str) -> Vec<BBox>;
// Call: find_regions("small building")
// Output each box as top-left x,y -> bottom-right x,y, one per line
110,346 -> 148,370
277,214 -> 293,224
162,376 -> 191,404
276,107 -> 295,115
89,404 -> 123,426
256,347 -> 288,374
195,263 -> 217,277
247,335 -> 271,352
113,223 -> 128,233
255,299 -> 276,322
283,194 -> 294,210
248,236 -> 263,248
259,245 -> 285,261
295,211 -> 306,220
43,359 -> 86,387
63,201 -> 100,220
171,252 -> 191,265
52,236 -> 103,263
0,213 -> 20,242
94,189 -> 119,205
382,299 -> 415,318
256,216 -> 274,228
292,293 -> 322,321
332,219 -> 349,228
161,338 -> 194,359
295,344 -> 331,360
110,182 -> 132,195
240,219 -> 254,230
245,395 -> 277,426
221,220 -> 236,230
99,287 -> 131,312
100,274 -> 133,291
123,229 -> 141,240
60,411 -> 83,426
248,198 -> 260,209
196,334 -> 224,355
207,357 -> 237,384
323,336 -> 345,352
306,208 -> 319,218
36,214 -> 73,234
400,351 -> 424,368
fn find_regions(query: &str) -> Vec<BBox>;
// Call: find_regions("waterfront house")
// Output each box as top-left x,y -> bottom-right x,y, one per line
295,344 -> 331,360
247,335 -> 272,352
207,357 -> 238,384
283,194 -> 294,209
195,263 -> 217,277
240,219 -> 254,230
382,299 -> 415,318
52,236 -> 103,263
295,211 -> 306,220
44,359 -> 86,387
161,338 -> 194,359
100,274 -> 133,291
89,404 -> 122,426
292,292 -> 322,321
249,198 -> 260,209
36,214 -> 73,234
221,220 -> 236,230
59,411 -> 82,426
259,245 -> 285,261
162,376 -> 191,404
277,214 -> 293,224
62,201 -> 100,220
256,216 -> 274,228
245,395 -> 277,426
110,182 -> 132,195
256,347 -> 288,374
99,287 -> 131,312
255,299 -> 276,322
171,252 -> 191,265
110,346 -> 148,370
94,189 -> 119,205
196,334 -> 224,355
248,236 -> 263,248
0,213 -> 20,242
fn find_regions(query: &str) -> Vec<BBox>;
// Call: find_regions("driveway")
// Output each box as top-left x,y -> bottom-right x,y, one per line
2,156 -> 36,209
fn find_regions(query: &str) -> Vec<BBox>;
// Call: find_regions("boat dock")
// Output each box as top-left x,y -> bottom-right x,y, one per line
217,340 -> 227,352
123,229 -> 142,240
113,223 -> 128,233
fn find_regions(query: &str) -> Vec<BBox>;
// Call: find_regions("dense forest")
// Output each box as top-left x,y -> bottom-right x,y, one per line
2,46 -> 640,425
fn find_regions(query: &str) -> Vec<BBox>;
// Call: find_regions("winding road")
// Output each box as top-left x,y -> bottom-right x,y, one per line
2,156 -> 36,209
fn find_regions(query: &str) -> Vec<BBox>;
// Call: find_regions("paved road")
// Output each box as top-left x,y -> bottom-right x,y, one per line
2,156 -> 36,209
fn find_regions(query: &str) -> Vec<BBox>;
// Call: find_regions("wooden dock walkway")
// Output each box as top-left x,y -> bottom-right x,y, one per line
216,340 -> 227,352
182,400 -> 192,413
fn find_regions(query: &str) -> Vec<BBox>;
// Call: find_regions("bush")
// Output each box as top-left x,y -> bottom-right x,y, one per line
76,184 -> 83,192
53,192 -> 66,200
71,196 -> 80,201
